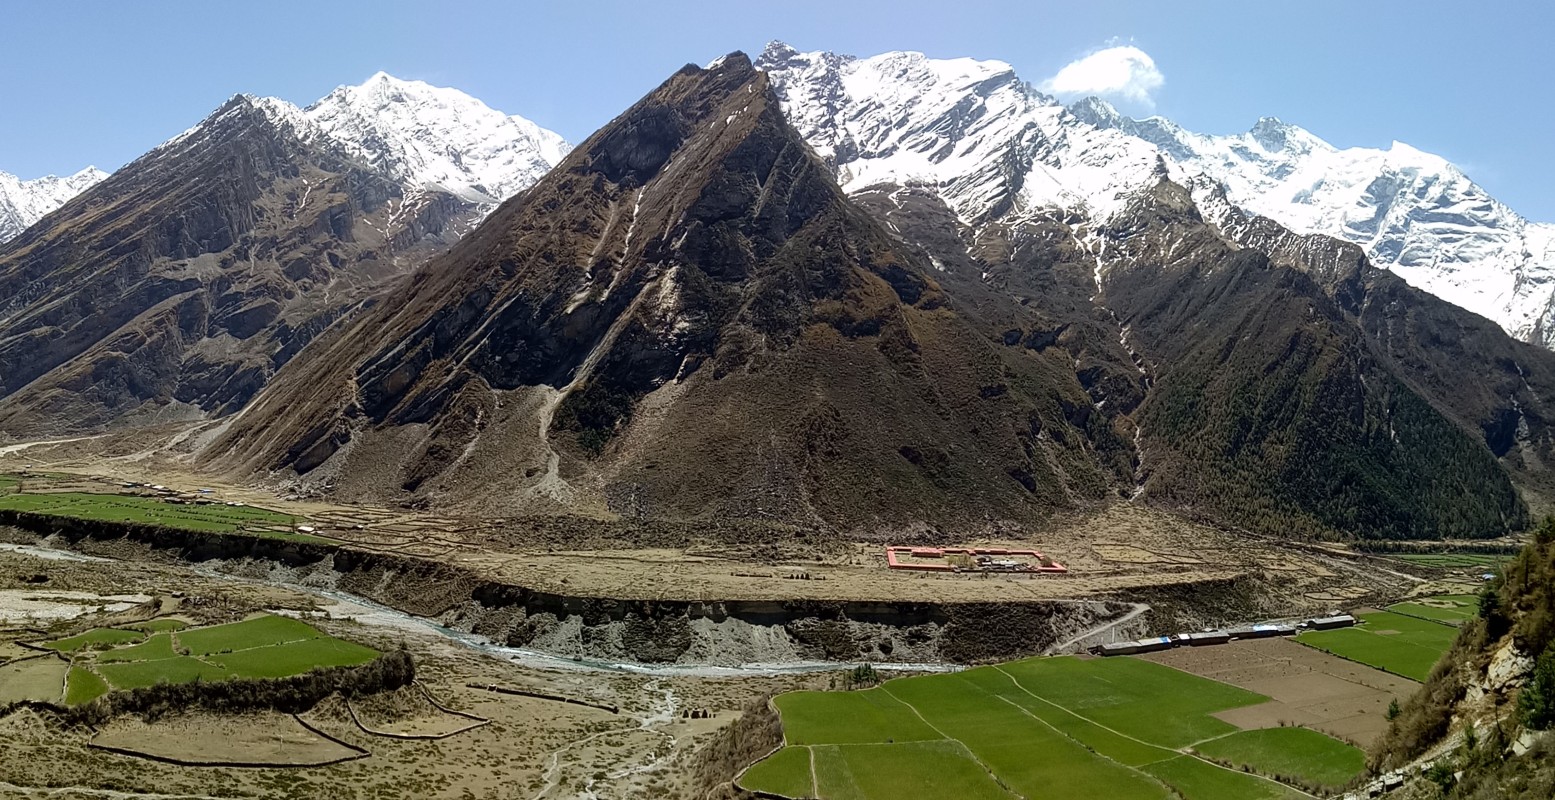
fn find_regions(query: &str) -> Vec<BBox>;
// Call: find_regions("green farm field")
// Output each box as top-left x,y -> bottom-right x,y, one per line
742,655 -> 1363,799
1391,553 -> 1508,569
178,614 -> 323,655
1296,611 -> 1457,681
64,666 -> 110,706
37,615 -> 379,704
0,490 -> 327,541
1193,728 -> 1366,789
1387,594 -> 1479,625
44,628 -> 144,652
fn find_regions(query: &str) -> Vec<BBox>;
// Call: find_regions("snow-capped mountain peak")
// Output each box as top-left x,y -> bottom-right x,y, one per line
1071,100 -> 1553,340
1245,116 -> 1330,156
758,41 -> 1165,225
302,72 -> 570,205
0,165 -> 109,244
762,43 -> 1555,347
147,75 -> 569,211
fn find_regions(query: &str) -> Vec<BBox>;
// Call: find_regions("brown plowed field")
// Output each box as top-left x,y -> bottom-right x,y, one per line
1140,637 -> 1417,747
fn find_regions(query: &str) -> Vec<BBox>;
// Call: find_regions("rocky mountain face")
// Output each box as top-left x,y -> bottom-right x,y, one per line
756,42 -> 1555,538
7,44 -> 1546,543
759,42 -> 1555,349
204,53 -> 1139,533
0,76 -> 567,437
1069,98 -> 1555,347
203,52 -> 1551,543
0,165 -> 108,244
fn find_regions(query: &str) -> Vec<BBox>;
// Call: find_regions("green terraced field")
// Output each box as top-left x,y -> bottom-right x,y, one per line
207,637 -> 378,678
96,655 -> 230,689
742,656 -> 1320,800
1297,610 -> 1458,681
45,614 -> 379,704
813,741 -> 1014,800
1142,755 -> 1294,800
0,491 -> 322,540
775,686 -> 942,745
44,628 -> 145,652
740,745 -> 815,797
177,614 -> 323,656
1387,594 -> 1479,625
996,654 -> 1266,748
125,618 -> 190,633
97,632 -> 178,663
1193,727 -> 1366,789
63,665 -> 111,705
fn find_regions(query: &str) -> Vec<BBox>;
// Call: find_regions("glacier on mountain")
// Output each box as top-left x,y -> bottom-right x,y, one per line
0,166 -> 109,244
757,41 -> 1555,347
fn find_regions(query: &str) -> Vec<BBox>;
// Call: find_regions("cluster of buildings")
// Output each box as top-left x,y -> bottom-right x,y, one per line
120,482 -> 246,508
1094,614 -> 1356,656
884,546 -> 1068,574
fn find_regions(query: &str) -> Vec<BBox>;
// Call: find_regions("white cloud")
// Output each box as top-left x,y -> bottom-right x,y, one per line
1041,45 -> 1164,107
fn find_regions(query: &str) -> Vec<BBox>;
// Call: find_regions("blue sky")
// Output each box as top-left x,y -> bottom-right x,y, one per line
4,1 -> 1551,220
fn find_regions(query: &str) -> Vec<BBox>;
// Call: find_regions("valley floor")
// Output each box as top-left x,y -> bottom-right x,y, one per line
0,435 -> 1417,616
0,546 -> 816,799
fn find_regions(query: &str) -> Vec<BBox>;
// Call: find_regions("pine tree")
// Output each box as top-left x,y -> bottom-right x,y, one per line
1520,647 -> 1555,730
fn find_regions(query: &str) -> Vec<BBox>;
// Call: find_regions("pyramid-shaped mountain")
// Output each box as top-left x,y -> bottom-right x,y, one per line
0,77 -> 566,438
205,53 -> 1136,532
0,96 -> 468,435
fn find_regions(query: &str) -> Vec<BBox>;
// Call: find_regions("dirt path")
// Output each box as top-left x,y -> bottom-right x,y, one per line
1045,601 -> 1149,654
0,435 -> 108,456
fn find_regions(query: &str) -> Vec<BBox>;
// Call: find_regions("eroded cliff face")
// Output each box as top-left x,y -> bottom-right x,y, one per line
0,96 -> 476,436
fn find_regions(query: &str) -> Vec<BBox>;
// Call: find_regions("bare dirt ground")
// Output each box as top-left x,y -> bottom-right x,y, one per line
0,547 -> 825,800
335,688 -> 487,737
1140,637 -> 1420,748
0,656 -> 66,704
91,712 -> 364,766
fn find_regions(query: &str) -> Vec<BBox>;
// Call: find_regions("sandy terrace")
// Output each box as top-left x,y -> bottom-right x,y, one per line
448,547 -> 1250,603
0,589 -> 151,624
0,455 -> 1415,607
